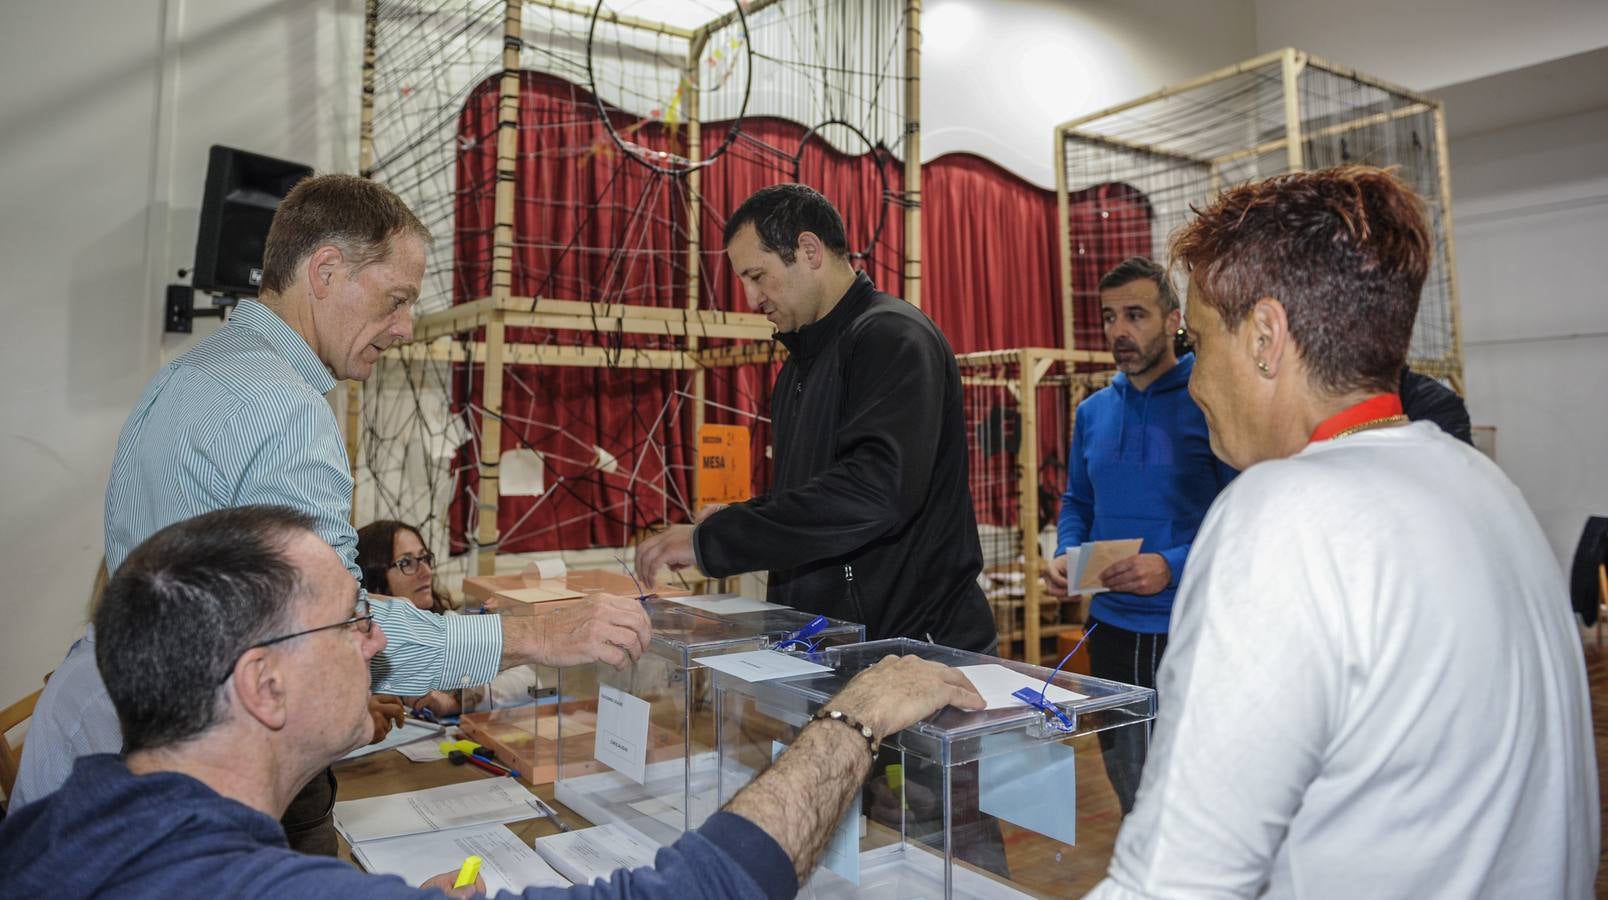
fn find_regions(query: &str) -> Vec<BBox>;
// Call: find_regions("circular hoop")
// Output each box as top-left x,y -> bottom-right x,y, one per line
586,1 -> 753,176
790,118 -> 892,261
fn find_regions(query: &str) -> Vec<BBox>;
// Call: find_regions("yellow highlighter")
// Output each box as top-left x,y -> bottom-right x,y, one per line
453,855 -> 483,889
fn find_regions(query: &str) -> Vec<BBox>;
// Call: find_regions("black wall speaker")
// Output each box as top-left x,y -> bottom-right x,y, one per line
191,145 -> 312,297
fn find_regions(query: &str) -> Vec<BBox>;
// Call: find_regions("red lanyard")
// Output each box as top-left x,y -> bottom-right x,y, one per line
1307,393 -> 1404,444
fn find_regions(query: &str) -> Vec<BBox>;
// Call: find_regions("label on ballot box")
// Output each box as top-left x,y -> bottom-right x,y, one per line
594,684 -> 650,784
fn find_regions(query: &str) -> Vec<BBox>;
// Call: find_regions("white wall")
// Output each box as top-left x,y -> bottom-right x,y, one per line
0,0 -> 167,712
920,0 -> 1258,188
1255,0 -> 1608,90
0,0 -> 361,709
1451,106 -> 1608,567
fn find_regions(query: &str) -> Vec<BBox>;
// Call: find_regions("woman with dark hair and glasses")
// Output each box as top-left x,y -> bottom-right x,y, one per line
355,519 -> 454,613
357,520 -> 537,717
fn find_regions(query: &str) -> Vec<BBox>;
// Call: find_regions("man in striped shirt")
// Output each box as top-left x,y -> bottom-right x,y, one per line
13,175 -> 652,848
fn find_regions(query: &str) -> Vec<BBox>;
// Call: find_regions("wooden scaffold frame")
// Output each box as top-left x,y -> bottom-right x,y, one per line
355,0 -> 924,576
1053,46 -> 1466,392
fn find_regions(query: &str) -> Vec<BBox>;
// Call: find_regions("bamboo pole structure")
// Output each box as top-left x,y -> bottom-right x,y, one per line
1303,51 -> 1439,108
1432,104 -> 1467,396
1281,48 -> 1307,171
411,296 -> 773,344
1054,127 -> 1074,354
474,0 -> 524,576
902,0 -> 922,308
1050,47 -> 1461,391
1052,48 -> 1289,134
365,0 -> 930,576
398,339 -> 696,369
685,29 -> 710,446
526,0 -> 696,38
1018,348 -> 1043,661
349,0 -> 380,521
1208,101 -> 1432,168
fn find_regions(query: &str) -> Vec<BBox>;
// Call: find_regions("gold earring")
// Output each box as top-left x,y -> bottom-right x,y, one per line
1256,359 -> 1270,375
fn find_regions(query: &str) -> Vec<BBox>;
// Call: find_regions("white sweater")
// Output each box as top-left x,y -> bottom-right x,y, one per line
1089,422 -> 1598,899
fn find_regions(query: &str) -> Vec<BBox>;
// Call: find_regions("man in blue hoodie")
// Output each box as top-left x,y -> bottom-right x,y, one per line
0,504 -> 983,898
1044,257 -> 1234,814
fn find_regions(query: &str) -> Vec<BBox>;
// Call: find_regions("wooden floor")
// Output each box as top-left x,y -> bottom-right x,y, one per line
994,635 -> 1608,897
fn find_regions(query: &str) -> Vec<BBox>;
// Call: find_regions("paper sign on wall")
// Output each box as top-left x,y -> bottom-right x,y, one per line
697,424 -> 752,508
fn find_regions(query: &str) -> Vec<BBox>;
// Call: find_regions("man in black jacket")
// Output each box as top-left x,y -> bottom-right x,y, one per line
1400,366 -> 1473,444
636,184 -> 996,652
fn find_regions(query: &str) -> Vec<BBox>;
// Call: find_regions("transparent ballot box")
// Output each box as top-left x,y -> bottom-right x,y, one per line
713,639 -> 1156,898
456,569 -> 691,785
553,597 -> 864,844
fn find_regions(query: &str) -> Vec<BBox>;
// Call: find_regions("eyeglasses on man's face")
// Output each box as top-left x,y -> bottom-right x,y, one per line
390,551 -> 435,575
218,597 -> 375,685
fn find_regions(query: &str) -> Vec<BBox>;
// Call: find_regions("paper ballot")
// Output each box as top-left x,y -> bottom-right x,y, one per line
697,650 -> 832,683
956,664 -> 1087,711
1061,539 -> 1143,595
535,822 -> 660,887
333,778 -> 550,844
352,824 -> 570,893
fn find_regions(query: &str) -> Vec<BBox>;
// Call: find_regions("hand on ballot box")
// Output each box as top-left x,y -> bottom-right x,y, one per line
821,655 -> 987,742
367,694 -> 407,744
522,592 -> 653,671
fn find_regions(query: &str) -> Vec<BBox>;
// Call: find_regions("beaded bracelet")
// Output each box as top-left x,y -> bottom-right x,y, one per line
812,708 -> 879,757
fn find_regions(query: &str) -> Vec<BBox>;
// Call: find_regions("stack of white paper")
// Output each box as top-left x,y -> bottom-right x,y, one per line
534,822 -> 661,887
334,779 -> 552,844
351,824 -> 570,893
339,780 -> 578,893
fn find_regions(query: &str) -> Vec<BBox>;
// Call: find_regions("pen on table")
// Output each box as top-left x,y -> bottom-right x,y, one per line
451,749 -> 520,779
453,855 -> 482,889
533,795 -> 572,833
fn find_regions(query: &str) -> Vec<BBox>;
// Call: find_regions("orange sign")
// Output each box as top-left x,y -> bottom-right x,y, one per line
697,424 -> 752,508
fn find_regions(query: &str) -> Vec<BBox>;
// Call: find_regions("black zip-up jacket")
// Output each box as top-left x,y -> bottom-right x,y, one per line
694,273 -> 996,652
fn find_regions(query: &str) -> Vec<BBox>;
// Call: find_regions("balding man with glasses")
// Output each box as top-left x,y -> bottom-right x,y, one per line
0,506 -> 985,900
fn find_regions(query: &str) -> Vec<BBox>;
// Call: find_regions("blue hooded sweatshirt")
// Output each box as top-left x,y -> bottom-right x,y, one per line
1056,353 -> 1235,633
0,754 -> 792,900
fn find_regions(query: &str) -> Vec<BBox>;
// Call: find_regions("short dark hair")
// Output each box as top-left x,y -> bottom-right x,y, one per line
722,183 -> 849,264
259,174 -> 430,295
1098,256 -> 1179,316
95,506 -> 316,754
1170,165 -> 1430,395
356,519 -> 449,613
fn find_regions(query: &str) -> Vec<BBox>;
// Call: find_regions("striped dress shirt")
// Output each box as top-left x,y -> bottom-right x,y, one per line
104,298 -> 501,693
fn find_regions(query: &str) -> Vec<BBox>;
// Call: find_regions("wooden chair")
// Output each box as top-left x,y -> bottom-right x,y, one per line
1,685 -> 43,804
